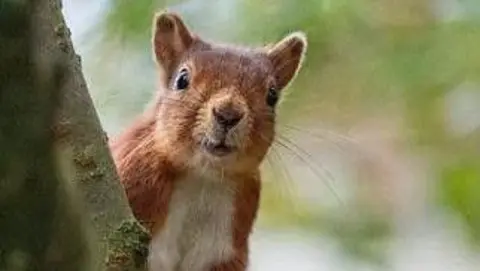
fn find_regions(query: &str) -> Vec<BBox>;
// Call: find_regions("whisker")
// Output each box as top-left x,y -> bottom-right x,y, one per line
274,135 -> 345,206
231,129 -> 242,150
257,132 -> 302,207
266,145 -> 302,211
278,124 -> 353,154
282,123 -> 358,147
257,133 -> 299,213
263,149 -> 277,175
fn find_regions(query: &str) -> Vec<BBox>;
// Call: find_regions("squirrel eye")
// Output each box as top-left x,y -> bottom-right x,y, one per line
266,87 -> 279,107
173,68 -> 190,91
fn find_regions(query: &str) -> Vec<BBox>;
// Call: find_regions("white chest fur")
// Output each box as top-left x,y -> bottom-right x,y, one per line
148,175 -> 236,271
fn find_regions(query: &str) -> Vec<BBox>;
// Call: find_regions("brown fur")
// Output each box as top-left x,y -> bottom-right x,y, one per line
109,10 -> 307,271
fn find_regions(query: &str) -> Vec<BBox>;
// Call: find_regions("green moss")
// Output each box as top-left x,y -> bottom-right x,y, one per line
105,220 -> 151,271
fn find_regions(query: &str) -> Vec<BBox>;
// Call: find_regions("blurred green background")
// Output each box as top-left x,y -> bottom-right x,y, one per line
64,0 -> 480,270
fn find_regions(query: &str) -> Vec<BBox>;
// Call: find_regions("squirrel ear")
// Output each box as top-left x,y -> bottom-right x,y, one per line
152,11 -> 194,74
266,32 -> 307,90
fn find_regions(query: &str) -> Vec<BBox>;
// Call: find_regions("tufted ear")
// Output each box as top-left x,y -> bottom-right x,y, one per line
266,32 -> 307,90
152,11 -> 194,76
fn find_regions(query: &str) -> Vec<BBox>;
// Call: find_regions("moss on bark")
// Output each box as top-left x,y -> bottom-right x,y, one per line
106,220 -> 151,271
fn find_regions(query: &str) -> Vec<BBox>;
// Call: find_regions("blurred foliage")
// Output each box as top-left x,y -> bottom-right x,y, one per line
105,0 -> 169,43
439,157 -> 480,247
81,0 -> 480,265
325,209 -> 392,265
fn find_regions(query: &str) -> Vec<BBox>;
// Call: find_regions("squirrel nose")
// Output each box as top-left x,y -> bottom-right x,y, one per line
213,107 -> 244,131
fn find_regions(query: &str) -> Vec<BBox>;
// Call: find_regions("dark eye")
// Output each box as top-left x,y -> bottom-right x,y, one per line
173,68 -> 190,91
266,87 -> 279,107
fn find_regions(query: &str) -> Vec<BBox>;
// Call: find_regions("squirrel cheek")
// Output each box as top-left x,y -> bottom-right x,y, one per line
252,118 -> 274,145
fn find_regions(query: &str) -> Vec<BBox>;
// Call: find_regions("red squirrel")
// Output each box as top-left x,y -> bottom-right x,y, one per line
109,11 -> 307,271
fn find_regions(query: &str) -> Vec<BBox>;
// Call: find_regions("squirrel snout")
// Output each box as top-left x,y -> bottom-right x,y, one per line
212,106 -> 244,131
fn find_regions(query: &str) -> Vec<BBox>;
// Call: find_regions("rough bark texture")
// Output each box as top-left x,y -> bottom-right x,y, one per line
0,0 -> 90,270
46,0 -> 151,270
0,0 -> 150,270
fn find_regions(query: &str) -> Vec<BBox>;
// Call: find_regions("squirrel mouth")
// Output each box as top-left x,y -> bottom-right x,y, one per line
201,138 -> 235,157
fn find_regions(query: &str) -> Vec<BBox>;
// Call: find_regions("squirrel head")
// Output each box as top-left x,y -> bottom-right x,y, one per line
151,11 -> 307,175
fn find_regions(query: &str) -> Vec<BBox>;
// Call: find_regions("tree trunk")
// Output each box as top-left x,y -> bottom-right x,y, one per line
0,0 -> 150,270
0,0 -> 91,270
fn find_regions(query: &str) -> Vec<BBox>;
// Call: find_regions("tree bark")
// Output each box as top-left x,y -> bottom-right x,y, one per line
0,0 -> 91,270
47,0 -> 151,270
0,0 -> 150,270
